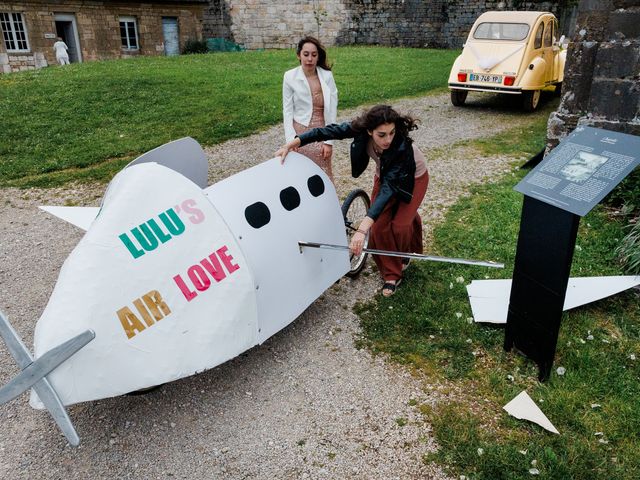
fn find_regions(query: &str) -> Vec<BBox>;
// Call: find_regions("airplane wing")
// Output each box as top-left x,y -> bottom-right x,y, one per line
39,206 -> 100,232
467,276 -> 640,323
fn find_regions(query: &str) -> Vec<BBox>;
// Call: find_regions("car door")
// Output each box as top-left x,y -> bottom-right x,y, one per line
541,16 -> 555,84
550,17 -> 561,82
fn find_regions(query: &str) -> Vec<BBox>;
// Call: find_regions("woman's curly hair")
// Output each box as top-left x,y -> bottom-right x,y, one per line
351,105 -> 419,143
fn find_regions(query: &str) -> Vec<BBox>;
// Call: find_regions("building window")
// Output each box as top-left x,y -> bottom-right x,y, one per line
0,12 -> 30,52
119,16 -> 139,50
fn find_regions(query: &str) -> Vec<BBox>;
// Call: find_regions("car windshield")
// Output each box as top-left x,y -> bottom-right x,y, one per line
473,22 -> 530,41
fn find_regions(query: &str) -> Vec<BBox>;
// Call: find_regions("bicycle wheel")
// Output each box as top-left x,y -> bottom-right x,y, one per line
341,188 -> 371,278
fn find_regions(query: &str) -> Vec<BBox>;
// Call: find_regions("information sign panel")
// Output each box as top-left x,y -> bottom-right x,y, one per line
515,126 -> 640,217
506,126 -> 639,381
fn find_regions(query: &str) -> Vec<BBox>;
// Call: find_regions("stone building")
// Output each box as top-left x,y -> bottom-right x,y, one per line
0,0 -> 206,74
547,0 -> 640,149
203,0 -> 575,51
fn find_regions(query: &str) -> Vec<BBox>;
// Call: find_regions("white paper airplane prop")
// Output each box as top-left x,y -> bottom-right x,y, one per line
0,138 -> 349,445
467,276 -> 640,324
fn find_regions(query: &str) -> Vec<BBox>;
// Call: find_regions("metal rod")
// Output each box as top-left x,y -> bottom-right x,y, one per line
299,241 -> 504,268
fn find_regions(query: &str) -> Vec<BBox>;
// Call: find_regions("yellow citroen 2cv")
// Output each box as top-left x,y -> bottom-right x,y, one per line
448,11 -> 567,111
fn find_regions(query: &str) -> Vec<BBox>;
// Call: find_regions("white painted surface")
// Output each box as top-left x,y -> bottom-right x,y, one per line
205,154 -> 350,343
467,276 -> 640,324
39,206 -> 99,232
503,390 -> 559,434
31,163 -> 257,407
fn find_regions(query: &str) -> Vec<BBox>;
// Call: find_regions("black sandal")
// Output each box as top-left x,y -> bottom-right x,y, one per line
382,279 -> 402,297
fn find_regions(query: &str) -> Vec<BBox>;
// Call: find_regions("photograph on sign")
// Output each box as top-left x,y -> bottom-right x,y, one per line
560,151 -> 608,183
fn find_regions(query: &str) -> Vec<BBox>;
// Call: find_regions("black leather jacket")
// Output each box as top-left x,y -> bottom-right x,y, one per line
297,122 -> 416,220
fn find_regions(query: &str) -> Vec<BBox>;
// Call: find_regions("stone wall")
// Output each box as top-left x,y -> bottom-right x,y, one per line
203,0 -> 567,50
202,0 -> 233,40
546,0 -> 640,150
0,1 -> 204,73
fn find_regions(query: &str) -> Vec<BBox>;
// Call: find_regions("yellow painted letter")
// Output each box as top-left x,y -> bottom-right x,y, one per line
117,306 -> 147,339
142,290 -> 171,321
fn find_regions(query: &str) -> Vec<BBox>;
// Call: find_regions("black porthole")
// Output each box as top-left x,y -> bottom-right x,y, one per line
245,202 -> 271,229
279,186 -> 301,211
307,175 -> 325,197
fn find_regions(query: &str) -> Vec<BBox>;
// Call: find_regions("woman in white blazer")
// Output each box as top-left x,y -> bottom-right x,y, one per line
282,36 -> 338,181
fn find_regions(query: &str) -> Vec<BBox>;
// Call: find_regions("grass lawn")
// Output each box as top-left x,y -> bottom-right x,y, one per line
0,46 -> 458,187
355,118 -> 640,479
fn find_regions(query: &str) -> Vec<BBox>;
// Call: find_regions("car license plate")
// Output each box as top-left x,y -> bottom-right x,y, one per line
470,73 -> 502,83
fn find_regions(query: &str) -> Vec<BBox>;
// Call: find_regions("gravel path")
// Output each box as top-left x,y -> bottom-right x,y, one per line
0,91 -> 542,479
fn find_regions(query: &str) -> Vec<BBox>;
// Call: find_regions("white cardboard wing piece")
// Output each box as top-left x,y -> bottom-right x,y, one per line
467,276 -> 640,324
503,391 -> 559,434
39,206 -> 100,232
29,148 -> 349,409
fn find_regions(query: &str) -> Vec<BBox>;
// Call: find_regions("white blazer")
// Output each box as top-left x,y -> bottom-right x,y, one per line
282,66 -> 338,145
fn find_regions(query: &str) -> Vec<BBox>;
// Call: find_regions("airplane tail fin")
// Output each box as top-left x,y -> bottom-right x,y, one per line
0,310 -> 94,446
39,137 -> 208,231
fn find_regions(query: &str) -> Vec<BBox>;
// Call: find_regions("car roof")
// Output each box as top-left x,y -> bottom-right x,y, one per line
474,10 -> 552,27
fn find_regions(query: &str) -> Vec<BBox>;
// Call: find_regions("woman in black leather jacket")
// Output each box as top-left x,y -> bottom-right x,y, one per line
275,105 -> 429,296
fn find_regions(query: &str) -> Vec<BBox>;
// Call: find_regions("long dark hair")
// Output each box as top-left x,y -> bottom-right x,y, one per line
296,36 -> 331,71
351,105 -> 418,143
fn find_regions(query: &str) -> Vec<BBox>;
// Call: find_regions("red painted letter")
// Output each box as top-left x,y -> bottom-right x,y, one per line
173,274 -> 197,301
217,246 -> 240,274
188,265 -> 211,292
201,254 -> 226,282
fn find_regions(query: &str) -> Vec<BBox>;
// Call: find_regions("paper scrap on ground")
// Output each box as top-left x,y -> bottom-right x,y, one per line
467,276 -> 640,324
39,206 -> 100,232
503,391 -> 559,434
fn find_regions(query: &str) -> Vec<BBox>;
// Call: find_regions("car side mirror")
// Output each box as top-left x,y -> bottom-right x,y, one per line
557,35 -> 569,49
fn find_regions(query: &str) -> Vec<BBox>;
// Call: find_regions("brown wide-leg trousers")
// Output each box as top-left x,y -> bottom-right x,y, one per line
368,171 -> 429,282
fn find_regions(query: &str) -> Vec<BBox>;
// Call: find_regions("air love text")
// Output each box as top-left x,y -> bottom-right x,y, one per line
117,246 -> 241,339
114,198 -> 242,339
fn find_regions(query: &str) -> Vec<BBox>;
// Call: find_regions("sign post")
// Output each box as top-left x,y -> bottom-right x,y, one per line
505,126 -> 640,380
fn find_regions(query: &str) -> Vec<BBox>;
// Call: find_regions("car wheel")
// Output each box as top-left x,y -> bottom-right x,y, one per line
450,89 -> 468,107
522,89 -> 541,112
341,189 -> 371,278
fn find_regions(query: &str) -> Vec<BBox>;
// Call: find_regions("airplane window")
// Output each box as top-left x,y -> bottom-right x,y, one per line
307,175 -> 325,197
280,186 -> 301,211
245,201 -> 271,229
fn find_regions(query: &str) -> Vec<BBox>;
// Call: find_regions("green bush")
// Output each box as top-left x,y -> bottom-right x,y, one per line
605,169 -> 640,215
616,220 -> 640,274
182,39 -> 209,54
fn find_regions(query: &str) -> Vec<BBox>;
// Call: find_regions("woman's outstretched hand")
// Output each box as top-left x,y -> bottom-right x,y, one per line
349,231 -> 366,256
321,143 -> 333,162
275,138 -> 302,164
348,217 -> 374,256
